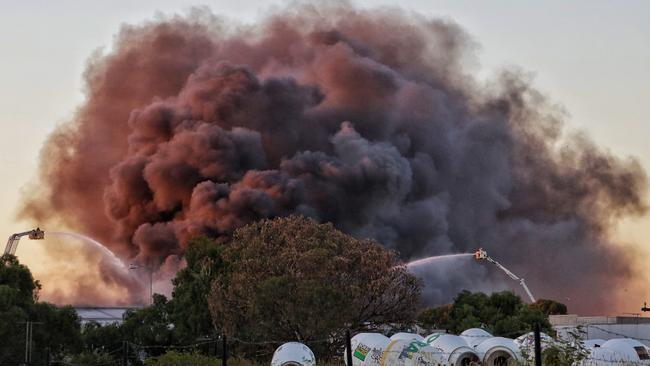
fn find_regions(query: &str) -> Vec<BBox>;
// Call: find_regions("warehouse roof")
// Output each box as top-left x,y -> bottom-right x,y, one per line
74,306 -> 141,325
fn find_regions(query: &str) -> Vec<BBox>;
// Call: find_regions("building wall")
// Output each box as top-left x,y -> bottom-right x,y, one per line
551,315 -> 650,347
74,306 -> 141,325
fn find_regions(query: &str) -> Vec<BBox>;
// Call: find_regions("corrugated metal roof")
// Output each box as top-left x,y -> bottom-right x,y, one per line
74,306 -> 141,325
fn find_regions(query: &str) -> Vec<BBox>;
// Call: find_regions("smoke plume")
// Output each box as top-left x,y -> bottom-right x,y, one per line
21,3 -> 647,312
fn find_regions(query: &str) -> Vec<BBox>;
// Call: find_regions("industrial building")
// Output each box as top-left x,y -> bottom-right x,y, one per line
74,306 -> 139,325
551,314 -> 650,347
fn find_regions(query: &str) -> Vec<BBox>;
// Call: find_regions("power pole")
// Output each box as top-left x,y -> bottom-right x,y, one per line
222,335 -> 228,366
128,263 -> 154,305
534,322 -> 542,366
19,321 -> 43,366
346,329 -> 353,366
24,321 -> 29,366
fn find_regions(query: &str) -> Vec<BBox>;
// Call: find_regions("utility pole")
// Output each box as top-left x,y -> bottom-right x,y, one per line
534,323 -> 542,366
149,268 -> 153,305
346,329 -> 353,366
19,321 -> 43,366
222,335 -> 228,366
24,321 -> 29,366
129,263 -> 154,305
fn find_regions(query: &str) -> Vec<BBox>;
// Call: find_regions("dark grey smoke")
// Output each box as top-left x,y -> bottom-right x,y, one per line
21,3 -> 646,312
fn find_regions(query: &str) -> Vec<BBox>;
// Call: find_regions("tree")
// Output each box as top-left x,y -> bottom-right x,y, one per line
418,290 -> 554,337
67,351 -> 116,365
170,236 -> 225,343
28,302 -> 83,358
417,304 -> 452,331
144,351 -> 219,366
121,294 -> 176,356
0,254 -> 40,305
0,254 -> 82,365
208,216 -> 422,359
531,299 -> 568,315
0,283 -> 29,364
81,321 -> 124,354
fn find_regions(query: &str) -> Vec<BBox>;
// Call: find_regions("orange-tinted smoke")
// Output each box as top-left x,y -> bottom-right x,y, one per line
20,3 -> 647,313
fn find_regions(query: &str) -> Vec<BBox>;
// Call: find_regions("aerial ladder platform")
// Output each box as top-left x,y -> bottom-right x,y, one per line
474,248 -> 536,303
4,228 -> 45,255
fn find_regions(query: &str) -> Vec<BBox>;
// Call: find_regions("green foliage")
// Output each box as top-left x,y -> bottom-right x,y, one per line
67,350 -> 115,365
170,236 -> 224,343
417,304 -> 452,331
143,351 -> 268,366
76,236 -> 227,361
29,302 -> 83,355
144,351 -> 220,366
98,237 -> 227,361
0,254 -> 40,305
531,299 -> 568,315
121,294 -> 176,355
0,254 -> 82,365
81,321 -> 124,353
209,216 -> 422,360
539,327 -> 589,366
418,290 -> 555,337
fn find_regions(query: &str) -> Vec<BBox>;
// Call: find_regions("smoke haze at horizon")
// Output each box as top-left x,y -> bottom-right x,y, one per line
18,2 -> 648,313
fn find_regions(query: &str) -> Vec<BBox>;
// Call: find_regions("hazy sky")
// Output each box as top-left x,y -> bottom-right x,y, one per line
1,0 -> 648,309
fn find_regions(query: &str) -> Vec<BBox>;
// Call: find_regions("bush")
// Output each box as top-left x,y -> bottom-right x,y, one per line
145,351 -> 219,366
67,351 -> 114,365
144,351 -> 267,366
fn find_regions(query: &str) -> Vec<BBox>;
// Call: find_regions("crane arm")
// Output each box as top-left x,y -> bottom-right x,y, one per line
485,257 -> 519,281
474,248 -> 536,303
4,228 -> 45,255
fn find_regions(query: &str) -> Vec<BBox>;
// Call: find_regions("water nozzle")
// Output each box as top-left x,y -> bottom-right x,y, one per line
474,248 -> 488,260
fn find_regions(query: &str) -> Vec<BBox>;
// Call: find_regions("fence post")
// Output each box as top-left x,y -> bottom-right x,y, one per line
534,322 -> 542,366
222,335 -> 228,366
346,329 -> 353,366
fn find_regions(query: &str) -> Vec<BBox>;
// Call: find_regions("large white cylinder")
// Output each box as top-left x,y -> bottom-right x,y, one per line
380,339 -> 446,366
425,333 -> 480,366
271,342 -> 316,366
578,346 -> 626,366
460,328 -> 493,348
390,332 -> 425,342
599,339 -> 650,365
474,337 -> 523,366
345,333 -> 391,366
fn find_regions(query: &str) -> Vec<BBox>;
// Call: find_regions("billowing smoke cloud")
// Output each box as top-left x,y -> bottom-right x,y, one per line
21,3 -> 646,312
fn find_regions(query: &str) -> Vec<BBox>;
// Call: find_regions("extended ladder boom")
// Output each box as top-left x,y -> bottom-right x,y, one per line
474,248 -> 536,303
4,228 -> 45,255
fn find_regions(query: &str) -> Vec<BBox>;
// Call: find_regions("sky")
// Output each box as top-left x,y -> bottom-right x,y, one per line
1,0 -> 649,312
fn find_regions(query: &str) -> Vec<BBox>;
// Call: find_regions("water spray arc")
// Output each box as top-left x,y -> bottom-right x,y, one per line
405,253 -> 474,268
48,231 -> 127,270
4,228 -> 128,273
129,263 -> 154,305
474,248 -> 536,302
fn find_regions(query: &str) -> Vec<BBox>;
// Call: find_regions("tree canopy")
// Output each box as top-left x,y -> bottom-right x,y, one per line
0,254 -> 82,364
417,290 -> 558,337
170,236 -> 224,343
531,299 -> 568,315
208,216 -> 422,358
